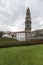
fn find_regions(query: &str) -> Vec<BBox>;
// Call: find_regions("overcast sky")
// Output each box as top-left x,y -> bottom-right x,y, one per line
0,0 -> 43,32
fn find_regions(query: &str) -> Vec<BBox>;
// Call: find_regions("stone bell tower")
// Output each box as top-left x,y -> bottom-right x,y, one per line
25,7 -> 31,41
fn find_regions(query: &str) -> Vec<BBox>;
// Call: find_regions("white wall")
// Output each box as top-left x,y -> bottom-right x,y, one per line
16,33 -> 25,41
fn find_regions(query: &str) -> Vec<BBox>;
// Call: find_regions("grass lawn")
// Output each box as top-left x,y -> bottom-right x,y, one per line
0,45 -> 43,65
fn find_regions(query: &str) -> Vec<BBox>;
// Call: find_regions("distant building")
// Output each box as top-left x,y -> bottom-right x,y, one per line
32,29 -> 43,39
2,31 -> 16,39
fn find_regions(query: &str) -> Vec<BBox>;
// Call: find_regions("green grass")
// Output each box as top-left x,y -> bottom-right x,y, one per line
0,45 -> 43,65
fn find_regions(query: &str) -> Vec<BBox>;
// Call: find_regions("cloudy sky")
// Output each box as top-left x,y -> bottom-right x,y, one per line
0,0 -> 43,32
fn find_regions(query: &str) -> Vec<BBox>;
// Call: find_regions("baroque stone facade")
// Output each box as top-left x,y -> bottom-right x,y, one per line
25,8 -> 31,41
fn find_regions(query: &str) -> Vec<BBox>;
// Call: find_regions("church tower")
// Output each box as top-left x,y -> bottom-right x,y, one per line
25,7 -> 31,41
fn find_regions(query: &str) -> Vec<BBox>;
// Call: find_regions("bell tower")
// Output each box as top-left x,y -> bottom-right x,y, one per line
25,7 -> 31,41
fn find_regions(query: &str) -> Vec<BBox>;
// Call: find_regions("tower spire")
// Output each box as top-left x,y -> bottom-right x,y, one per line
26,7 -> 30,16
25,7 -> 31,41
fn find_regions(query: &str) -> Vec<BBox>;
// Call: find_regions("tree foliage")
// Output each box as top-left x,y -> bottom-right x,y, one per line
0,31 -> 4,37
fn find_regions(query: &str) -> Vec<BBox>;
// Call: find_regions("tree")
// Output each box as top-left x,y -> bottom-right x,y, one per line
11,34 -> 16,39
0,31 -> 4,37
35,31 -> 40,39
35,30 -> 43,39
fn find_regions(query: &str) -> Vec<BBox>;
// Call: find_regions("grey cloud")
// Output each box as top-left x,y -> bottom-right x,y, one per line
0,0 -> 43,31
